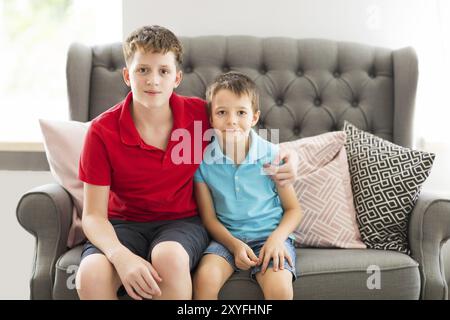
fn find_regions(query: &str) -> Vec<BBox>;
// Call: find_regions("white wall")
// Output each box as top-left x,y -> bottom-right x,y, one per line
124,0 -> 418,47
0,171 -> 55,299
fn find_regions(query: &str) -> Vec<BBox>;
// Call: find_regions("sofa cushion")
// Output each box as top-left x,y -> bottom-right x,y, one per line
280,131 -> 365,249
55,246 -> 420,300
344,122 -> 435,254
39,119 -> 90,248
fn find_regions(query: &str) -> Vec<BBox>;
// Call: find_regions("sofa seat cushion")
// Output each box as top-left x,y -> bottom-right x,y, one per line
54,246 -> 420,300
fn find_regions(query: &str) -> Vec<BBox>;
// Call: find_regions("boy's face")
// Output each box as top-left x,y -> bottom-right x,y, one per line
123,48 -> 182,110
210,89 -> 260,144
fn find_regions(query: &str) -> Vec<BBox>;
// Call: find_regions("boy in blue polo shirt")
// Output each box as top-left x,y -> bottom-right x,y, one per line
193,72 -> 303,300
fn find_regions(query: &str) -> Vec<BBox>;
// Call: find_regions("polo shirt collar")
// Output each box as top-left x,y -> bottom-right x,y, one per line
204,129 -> 268,164
119,91 -> 194,147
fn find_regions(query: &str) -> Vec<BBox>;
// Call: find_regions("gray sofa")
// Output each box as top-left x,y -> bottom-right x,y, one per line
17,36 -> 450,300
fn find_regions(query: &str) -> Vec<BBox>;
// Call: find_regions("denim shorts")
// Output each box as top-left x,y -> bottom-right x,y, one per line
204,237 -> 297,281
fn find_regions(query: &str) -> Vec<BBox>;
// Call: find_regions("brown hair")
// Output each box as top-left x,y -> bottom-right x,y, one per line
123,25 -> 183,69
206,72 -> 259,114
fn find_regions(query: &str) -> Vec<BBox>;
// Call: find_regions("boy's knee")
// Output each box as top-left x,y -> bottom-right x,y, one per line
151,241 -> 190,273
194,263 -> 220,286
76,254 -> 119,295
262,281 -> 293,300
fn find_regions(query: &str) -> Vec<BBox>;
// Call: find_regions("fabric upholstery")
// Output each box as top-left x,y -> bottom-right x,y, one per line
68,37 -> 417,147
39,119 -> 89,248
55,245 -> 420,300
280,132 -> 365,248
344,122 -> 435,254
20,36 -> 450,300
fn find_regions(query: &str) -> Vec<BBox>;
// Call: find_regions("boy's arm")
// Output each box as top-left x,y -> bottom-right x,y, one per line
271,184 -> 303,241
194,182 -> 259,269
82,183 -> 162,300
194,181 -> 240,252
259,184 -> 303,273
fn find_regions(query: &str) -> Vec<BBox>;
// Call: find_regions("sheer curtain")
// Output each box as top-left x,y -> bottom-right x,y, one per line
413,0 -> 450,196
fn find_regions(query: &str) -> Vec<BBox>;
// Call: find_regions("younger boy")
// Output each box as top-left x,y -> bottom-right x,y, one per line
76,26 -> 298,300
193,72 -> 303,300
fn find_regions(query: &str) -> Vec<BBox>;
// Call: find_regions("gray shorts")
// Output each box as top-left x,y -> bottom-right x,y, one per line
204,237 -> 297,281
81,215 -> 210,271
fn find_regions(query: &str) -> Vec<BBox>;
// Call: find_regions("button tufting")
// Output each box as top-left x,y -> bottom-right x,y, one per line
222,66 -> 230,72
333,71 -> 340,78
185,66 -> 192,73
293,127 -> 301,135
314,98 -> 322,106
352,100 -> 359,107
260,67 -> 267,74
276,99 -> 284,106
296,69 -> 304,76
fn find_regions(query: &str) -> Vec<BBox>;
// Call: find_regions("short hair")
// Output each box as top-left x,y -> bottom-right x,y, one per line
123,25 -> 183,69
206,72 -> 259,114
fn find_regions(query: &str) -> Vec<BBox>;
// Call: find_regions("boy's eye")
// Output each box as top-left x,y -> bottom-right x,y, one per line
216,110 -> 225,116
238,111 -> 247,116
160,69 -> 169,75
137,67 -> 148,73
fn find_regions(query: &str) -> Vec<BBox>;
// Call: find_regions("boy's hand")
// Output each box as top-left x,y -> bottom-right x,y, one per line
231,239 -> 259,270
258,235 -> 294,274
109,248 -> 162,300
263,148 -> 299,187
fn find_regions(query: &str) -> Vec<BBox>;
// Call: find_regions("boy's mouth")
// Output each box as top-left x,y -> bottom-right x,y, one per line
144,90 -> 162,95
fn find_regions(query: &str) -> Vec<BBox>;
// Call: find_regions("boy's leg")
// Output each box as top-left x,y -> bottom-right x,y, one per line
76,253 -> 122,300
148,216 -> 210,300
193,254 -> 234,300
150,241 -> 192,299
255,269 -> 294,300
76,221 -> 150,300
251,238 -> 297,300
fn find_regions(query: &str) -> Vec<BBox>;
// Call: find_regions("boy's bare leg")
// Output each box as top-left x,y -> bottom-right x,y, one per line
150,241 -> 194,300
193,254 -> 234,300
76,253 -> 122,300
255,268 -> 293,300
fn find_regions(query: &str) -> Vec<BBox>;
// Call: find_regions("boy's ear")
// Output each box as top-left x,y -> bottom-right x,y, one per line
252,110 -> 261,127
174,70 -> 183,88
122,67 -> 131,87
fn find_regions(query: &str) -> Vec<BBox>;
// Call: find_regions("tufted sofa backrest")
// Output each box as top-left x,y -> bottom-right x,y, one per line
67,36 -> 418,146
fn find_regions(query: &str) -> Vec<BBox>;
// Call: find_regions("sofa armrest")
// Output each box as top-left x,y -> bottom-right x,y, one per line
409,191 -> 450,300
16,183 -> 73,300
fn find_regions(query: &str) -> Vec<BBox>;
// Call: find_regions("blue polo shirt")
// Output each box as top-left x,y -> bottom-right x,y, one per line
194,129 -> 284,240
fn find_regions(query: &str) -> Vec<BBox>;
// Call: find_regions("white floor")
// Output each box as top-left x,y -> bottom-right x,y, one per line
0,170 -> 55,300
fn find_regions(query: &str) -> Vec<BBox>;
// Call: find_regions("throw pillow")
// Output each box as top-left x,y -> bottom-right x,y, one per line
344,121 -> 435,254
280,131 -> 366,249
39,119 -> 90,248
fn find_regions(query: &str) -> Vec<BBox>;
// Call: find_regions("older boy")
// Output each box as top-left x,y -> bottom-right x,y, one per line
76,25 -> 298,300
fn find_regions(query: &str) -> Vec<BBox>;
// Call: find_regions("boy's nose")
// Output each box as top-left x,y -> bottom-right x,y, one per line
227,115 -> 237,125
146,75 -> 160,86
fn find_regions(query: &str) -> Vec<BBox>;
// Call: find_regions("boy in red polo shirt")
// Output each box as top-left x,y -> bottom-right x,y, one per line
75,25 -> 298,300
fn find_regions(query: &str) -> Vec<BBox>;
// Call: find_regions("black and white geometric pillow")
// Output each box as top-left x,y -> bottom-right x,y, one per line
344,122 -> 435,254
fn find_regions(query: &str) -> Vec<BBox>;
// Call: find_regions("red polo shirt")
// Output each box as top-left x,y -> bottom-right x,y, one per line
79,91 -> 211,222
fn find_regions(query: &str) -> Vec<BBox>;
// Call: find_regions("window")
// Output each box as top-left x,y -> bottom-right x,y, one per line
0,0 -> 122,143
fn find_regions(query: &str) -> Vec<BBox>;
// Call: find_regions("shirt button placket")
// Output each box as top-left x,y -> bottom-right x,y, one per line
235,170 -> 240,199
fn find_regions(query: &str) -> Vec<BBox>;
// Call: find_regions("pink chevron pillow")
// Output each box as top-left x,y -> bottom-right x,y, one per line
280,132 -> 366,249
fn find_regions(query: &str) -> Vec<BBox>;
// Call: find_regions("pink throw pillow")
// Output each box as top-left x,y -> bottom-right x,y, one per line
280,131 -> 366,249
39,119 -> 90,248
